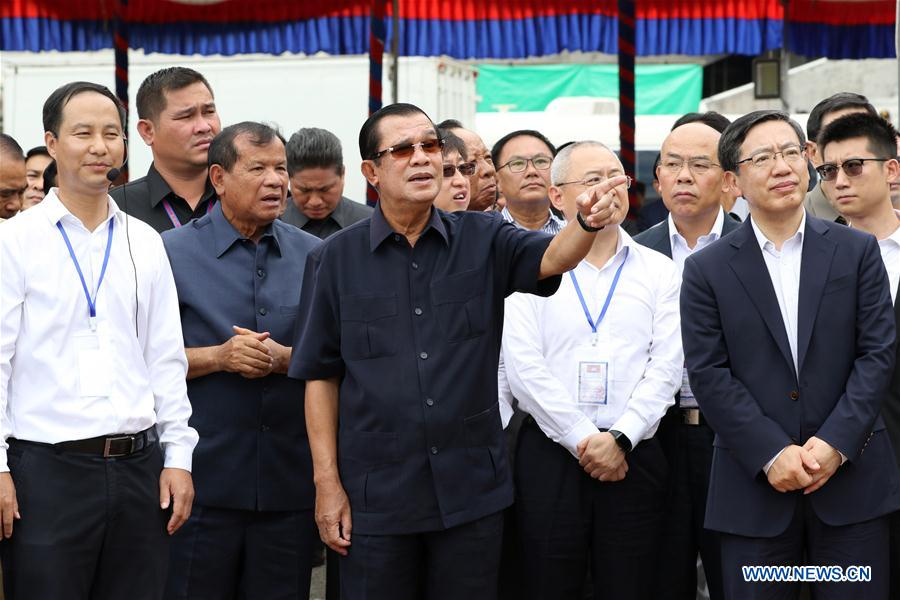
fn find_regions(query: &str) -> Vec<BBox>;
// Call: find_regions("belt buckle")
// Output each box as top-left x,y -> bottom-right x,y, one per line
103,435 -> 135,458
681,409 -> 701,426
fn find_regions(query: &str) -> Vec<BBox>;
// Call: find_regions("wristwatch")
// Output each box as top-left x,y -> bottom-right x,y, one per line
576,211 -> 604,233
609,430 -> 633,453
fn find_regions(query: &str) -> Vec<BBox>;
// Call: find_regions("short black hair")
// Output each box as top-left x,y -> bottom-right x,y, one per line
718,110 -> 806,173
136,67 -> 214,122
806,93 -> 876,142
439,129 -> 468,161
208,122 -> 286,172
285,127 -> 345,177
491,129 -> 556,167
652,153 -> 661,183
0,133 -> 24,160
43,81 -> 126,137
25,145 -> 50,161
818,112 -> 899,162
42,160 -> 58,195
359,103 -> 435,161
437,118 -> 465,130
671,111 -> 732,134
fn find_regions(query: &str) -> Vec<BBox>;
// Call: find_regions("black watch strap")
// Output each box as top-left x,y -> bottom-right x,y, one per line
576,211 -> 604,233
609,429 -> 633,453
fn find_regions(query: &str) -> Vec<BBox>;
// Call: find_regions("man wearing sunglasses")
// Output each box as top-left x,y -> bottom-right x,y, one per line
681,109 -> 898,600
492,129 -> 565,235
290,102 -> 625,600
438,119 -> 499,212
817,112 -> 900,596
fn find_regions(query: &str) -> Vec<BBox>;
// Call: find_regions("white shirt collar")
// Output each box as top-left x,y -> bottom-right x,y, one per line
40,188 -> 124,229
667,207 -> 725,246
750,210 -> 806,253
883,210 -> 900,247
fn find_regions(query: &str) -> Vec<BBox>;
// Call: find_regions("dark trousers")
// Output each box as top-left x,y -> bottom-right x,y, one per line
498,406 -> 527,600
0,439 -> 169,600
653,412 -> 724,600
339,511 -> 504,600
165,504 -> 317,600
720,498 -> 890,600
515,419 -> 668,600
890,509 -> 900,598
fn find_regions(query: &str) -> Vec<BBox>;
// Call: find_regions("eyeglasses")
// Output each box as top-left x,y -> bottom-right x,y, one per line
442,161 -> 477,178
556,174 -> 633,189
499,155 -> 552,173
660,158 -> 721,175
736,145 -> 805,170
372,138 -> 444,160
815,157 -> 891,182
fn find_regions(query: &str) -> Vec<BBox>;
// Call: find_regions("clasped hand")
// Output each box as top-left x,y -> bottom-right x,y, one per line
767,436 -> 842,495
577,432 -> 628,482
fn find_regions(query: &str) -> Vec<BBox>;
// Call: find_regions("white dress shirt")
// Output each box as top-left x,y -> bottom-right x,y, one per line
877,211 -> 900,304
502,229 -> 682,458
0,190 -> 197,472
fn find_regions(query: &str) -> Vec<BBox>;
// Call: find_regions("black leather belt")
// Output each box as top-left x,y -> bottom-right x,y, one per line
13,427 -> 158,458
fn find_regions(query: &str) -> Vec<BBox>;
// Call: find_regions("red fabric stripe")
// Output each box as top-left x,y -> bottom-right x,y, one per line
788,0 -> 895,25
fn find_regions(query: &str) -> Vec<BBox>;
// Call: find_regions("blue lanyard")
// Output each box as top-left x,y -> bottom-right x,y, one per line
56,218 -> 115,330
569,246 -> 629,343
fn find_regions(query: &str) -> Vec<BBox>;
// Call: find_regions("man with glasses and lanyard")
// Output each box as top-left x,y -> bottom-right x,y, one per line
816,111 -> 900,596
111,67 -> 221,233
290,103 -> 627,600
492,129 -> 565,234
681,110 -> 899,599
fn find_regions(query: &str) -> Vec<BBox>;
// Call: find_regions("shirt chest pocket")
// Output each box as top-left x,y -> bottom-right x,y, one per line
430,269 -> 488,342
340,293 -> 399,360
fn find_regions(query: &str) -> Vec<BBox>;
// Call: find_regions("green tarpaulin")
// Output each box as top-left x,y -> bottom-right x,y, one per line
477,64 -> 702,115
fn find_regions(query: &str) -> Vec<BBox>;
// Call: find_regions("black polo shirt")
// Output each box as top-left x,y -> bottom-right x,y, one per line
280,196 -> 374,240
289,204 -> 560,535
110,163 -> 218,233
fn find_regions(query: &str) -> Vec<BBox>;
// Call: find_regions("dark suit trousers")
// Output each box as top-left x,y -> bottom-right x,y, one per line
653,411 -> 724,600
890,509 -> 900,599
165,505 -> 317,600
720,497 -> 890,600
0,439 -> 170,600
515,418 -> 668,600
339,511 -> 504,600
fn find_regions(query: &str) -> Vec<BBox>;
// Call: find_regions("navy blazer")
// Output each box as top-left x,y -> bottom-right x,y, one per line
680,216 -> 900,537
633,211 -> 742,260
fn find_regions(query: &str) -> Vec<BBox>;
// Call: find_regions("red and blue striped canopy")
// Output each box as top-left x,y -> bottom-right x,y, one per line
1,0 -> 896,59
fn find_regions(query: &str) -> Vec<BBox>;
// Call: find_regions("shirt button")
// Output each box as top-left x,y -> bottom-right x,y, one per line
425,398 -> 434,407
411,262 -> 419,270
430,446 -> 438,455
394,234 -> 402,242
419,352 -> 428,360
257,268 -> 265,278
259,307 -> 268,316
260,424 -> 270,432
414,307 -> 423,316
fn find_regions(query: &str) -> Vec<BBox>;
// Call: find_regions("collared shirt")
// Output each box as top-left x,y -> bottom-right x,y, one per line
501,205 -> 566,235
280,196 -> 374,240
668,208 -> 726,277
877,210 -> 900,304
0,190 -> 197,471
730,197 -> 751,222
290,204 -> 560,535
110,163 -> 218,234
502,229 -> 682,457
162,203 -> 320,511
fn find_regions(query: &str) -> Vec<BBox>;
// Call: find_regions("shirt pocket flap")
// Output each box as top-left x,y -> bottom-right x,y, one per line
431,269 -> 485,305
340,293 -> 398,322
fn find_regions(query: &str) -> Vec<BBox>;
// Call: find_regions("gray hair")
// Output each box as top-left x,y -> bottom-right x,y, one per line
550,141 -> 613,185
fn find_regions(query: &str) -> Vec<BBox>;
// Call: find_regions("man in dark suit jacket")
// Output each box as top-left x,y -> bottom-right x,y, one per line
635,112 -> 739,600
681,110 -> 900,599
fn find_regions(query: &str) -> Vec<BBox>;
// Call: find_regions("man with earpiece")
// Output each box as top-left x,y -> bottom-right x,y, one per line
0,81 -> 198,600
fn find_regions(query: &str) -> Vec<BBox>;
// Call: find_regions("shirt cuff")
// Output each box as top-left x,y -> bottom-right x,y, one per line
610,411 -> 649,450
560,417 -> 601,459
0,448 -> 7,473
763,446 -> 789,474
499,398 -> 514,430
163,444 -> 193,472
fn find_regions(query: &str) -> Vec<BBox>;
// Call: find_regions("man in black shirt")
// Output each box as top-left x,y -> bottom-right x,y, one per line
110,67 -> 221,232
281,127 -> 372,239
290,103 -> 627,600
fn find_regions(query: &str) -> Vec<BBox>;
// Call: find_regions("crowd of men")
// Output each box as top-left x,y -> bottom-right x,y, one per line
0,66 -> 899,600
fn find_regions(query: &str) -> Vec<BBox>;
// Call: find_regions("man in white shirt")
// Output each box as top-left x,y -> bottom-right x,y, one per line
817,111 -> 900,596
681,110 -> 898,600
502,141 -> 683,600
0,81 -> 198,600
634,112 -> 739,600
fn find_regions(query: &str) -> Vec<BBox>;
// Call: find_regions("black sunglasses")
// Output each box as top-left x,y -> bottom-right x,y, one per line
372,138 -> 444,160
442,162 -> 477,178
816,157 -> 891,182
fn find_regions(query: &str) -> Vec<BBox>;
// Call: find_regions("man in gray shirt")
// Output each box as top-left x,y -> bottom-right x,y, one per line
281,127 -> 372,239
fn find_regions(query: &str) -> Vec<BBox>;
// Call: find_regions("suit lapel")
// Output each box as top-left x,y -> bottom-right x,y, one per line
728,221 -> 797,378
796,218 -> 836,374
647,222 -> 672,258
